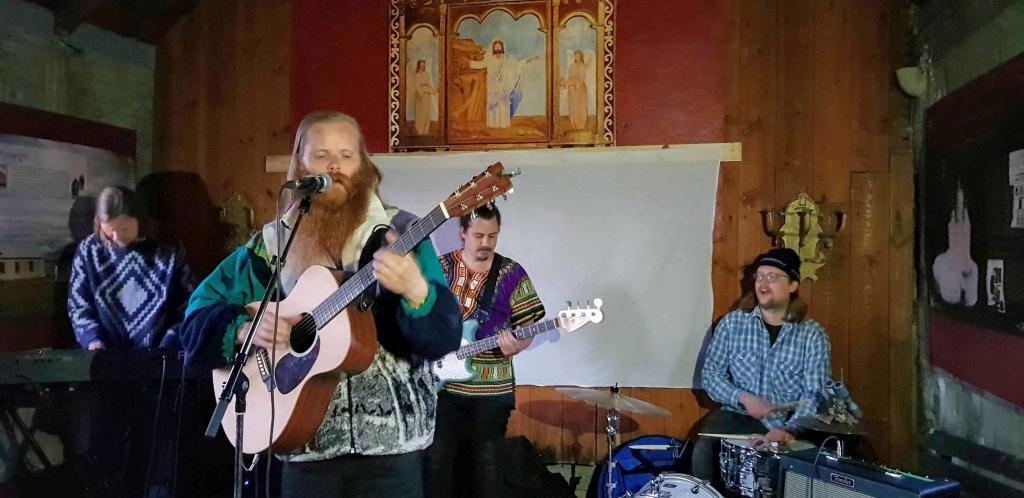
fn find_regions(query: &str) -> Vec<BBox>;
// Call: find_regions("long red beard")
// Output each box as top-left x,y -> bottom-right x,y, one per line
302,169 -> 373,260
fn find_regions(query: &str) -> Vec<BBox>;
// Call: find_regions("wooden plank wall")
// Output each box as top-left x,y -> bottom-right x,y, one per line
153,0 -> 292,225
152,0 -> 916,471
507,0 -> 916,470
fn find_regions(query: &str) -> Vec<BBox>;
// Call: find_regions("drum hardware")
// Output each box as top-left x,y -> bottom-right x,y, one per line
557,384 -> 671,497
791,416 -> 864,438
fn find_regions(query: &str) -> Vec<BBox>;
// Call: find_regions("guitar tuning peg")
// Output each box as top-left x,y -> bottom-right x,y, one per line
593,298 -> 603,309
566,300 -> 573,309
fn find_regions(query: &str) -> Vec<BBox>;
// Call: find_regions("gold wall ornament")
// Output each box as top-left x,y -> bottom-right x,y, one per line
219,193 -> 255,251
760,193 -> 847,281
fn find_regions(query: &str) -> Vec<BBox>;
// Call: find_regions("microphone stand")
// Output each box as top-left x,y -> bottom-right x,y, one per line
205,195 -> 312,498
604,384 -> 622,498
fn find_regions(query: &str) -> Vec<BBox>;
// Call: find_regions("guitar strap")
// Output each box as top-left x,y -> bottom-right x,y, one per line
355,224 -> 391,312
475,253 -> 506,328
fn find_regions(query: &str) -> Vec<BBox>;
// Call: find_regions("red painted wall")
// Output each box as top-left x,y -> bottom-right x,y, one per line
616,0 -> 726,145
291,1 -> 391,152
291,0 -> 726,151
930,316 -> 1024,407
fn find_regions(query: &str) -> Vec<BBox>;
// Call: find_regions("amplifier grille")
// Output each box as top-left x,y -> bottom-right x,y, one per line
783,470 -> 873,498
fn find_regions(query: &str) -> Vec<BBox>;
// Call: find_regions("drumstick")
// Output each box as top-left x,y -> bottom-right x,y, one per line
697,433 -> 761,439
773,398 -> 812,412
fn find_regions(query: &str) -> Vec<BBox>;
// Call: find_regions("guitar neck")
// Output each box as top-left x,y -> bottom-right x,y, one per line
308,205 -> 448,328
457,319 -> 558,359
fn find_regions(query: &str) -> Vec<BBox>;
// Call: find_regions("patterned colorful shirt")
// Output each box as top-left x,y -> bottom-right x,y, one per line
68,234 -> 194,349
438,251 -> 545,403
701,306 -> 831,431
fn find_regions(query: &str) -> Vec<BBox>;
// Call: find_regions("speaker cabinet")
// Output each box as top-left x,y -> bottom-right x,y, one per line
778,448 -> 960,498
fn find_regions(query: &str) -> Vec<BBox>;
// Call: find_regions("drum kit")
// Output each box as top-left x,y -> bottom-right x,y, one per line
558,386 -> 866,498
712,418 -> 863,498
557,386 -> 723,498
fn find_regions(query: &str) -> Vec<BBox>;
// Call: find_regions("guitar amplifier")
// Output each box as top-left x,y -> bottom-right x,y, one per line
778,448 -> 960,498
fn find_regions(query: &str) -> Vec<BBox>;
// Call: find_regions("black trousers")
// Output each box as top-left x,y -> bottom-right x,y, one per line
422,391 -> 513,498
281,451 -> 424,498
690,409 -> 767,488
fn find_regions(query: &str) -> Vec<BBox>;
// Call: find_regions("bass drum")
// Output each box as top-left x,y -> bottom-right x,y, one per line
587,435 -> 687,498
635,473 -> 724,498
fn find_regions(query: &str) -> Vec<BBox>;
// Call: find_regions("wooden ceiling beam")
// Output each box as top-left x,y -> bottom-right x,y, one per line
53,0 -> 106,37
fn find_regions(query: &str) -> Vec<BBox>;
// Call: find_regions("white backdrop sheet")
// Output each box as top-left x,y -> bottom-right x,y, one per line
374,146 -> 721,387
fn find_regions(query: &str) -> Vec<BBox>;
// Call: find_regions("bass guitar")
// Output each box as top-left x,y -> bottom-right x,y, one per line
432,299 -> 604,387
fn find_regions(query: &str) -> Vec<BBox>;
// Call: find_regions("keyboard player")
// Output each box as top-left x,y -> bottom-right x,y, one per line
60,186 -> 195,497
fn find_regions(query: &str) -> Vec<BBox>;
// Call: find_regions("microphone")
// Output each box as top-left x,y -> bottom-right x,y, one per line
283,174 -> 333,195
831,382 -> 864,420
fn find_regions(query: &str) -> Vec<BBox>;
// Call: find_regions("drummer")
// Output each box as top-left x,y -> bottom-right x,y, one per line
692,248 -> 833,487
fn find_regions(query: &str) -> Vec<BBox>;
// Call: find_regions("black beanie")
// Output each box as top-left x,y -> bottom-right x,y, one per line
754,248 -> 801,281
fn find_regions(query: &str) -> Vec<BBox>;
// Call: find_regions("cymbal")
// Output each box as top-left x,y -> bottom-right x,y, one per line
792,416 -> 865,435
555,387 -> 671,417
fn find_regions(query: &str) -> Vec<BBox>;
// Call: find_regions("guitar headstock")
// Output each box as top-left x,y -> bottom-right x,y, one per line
442,162 -> 517,218
555,298 -> 605,333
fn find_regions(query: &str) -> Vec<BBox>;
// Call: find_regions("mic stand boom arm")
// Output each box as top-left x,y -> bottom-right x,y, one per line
204,195 -> 312,497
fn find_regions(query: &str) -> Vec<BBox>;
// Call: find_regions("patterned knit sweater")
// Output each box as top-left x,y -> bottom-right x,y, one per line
68,234 -> 194,349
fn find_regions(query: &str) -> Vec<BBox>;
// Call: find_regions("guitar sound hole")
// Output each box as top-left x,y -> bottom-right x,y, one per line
289,313 -> 317,354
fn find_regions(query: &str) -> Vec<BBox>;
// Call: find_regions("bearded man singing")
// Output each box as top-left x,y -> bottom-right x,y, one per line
179,111 -> 462,498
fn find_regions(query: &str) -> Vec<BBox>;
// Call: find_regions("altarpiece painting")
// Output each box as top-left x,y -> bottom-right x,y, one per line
389,0 -> 616,151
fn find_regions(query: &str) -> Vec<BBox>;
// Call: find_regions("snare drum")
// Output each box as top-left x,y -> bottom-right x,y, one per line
719,438 -> 788,497
635,473 -> 724,498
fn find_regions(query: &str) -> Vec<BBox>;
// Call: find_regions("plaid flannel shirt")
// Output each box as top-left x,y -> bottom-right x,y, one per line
702,306 -> 831,431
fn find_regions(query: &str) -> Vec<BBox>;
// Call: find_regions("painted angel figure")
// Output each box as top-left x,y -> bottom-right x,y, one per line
560,50 -> 590,130
411,60 -> 436,135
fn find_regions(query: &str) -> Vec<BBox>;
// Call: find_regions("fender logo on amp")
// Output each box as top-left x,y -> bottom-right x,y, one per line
830,473 -> 855,488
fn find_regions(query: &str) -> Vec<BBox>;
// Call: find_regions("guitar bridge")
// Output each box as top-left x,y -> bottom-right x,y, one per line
255,348 -> 274,391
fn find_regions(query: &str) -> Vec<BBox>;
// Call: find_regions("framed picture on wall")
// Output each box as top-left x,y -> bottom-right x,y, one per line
389,0 -> 615,151
923,53 -> 1024,409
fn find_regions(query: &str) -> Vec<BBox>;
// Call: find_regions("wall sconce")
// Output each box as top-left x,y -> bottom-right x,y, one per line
760,193 -> 847,281
896,66 -> 927,98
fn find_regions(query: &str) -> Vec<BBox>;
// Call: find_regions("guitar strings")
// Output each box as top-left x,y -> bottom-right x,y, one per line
281,205 -> 474,348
